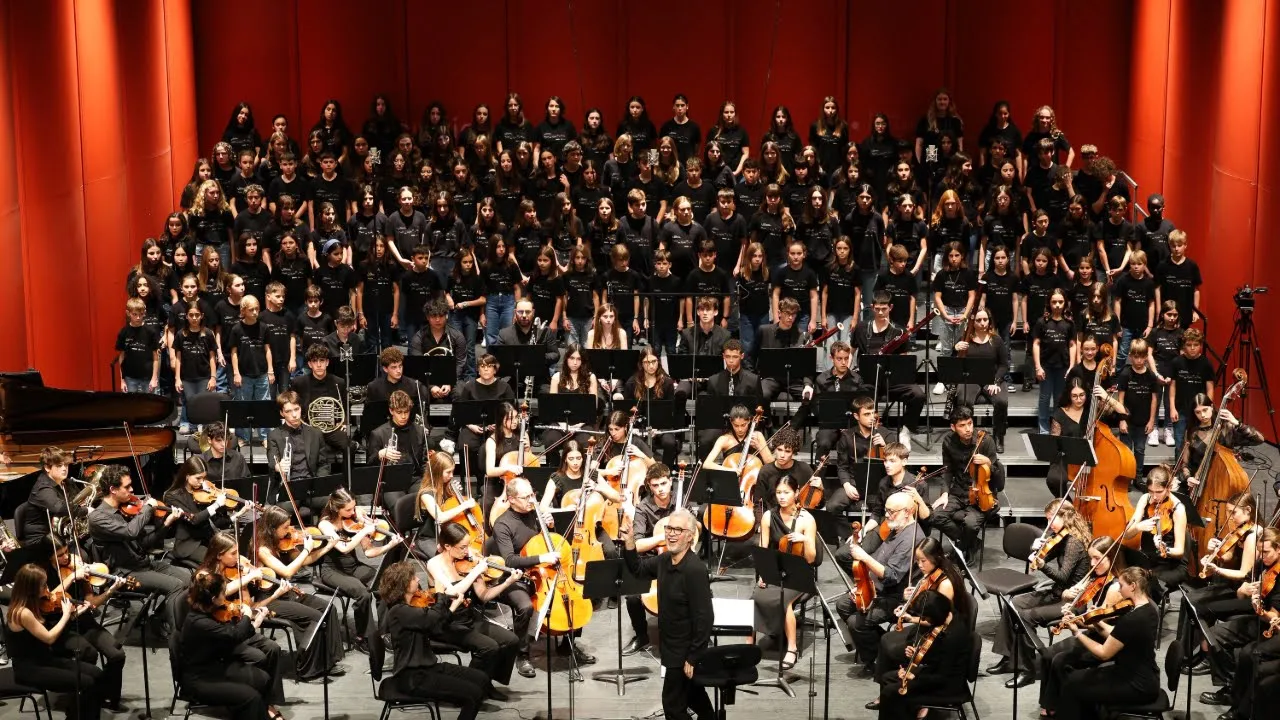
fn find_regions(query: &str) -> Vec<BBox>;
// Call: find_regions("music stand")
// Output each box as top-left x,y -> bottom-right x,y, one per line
1028,434 -> 1098,476
361,399 -> 421,440
814,393 -> 859,429
332,352 -> 378,388
806,509 -> 855,718
220,399 -> 279,448
1182,596 -> 1218,720
937,357 -> 997,426
402,354 -> 456,391
858,353 -> 923,445
491,345 -> 551,391
688,468 -> 745,581
583,559 -> 653,695
537,393 -> 599,429
1004,593 -> 1051,720
522,466 -> 557,501
757,347 -> 818,417
665,353 -> 720,383
452,400 -> 506,431
694,395 -> 745,434
749,547 -> 817,697
584,349 -> 642,406
302,588 -> 341,719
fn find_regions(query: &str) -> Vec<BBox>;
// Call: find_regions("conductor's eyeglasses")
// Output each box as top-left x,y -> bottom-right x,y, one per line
665,526 -> 692,535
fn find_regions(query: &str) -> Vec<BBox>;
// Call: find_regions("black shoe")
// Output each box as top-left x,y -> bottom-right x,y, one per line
1200,688 -> 1233,706
856,663 -> 875,678
622,637 -> 651,656
353,636 -> 369,654
1217,711 -> 1239,720
1187,658 -> 1212,676
517,655 -> 536,678
1005,671 -> 1036,689
103,700 -> 128,713
607,596 -> 619,609
995,437 -> 1005,454
986,658 -> 1014,675
1022,381 -> 1034,392
865,698 -> 881,710
328,663 -> 349,677
571,646 -> 597,665
489,688 -> 510,702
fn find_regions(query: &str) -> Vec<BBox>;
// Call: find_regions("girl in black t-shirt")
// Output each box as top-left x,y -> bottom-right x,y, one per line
980,246 -> 1019,387
490,150 -> 525,226
980,185 -> 1026,272
179,157 -> 213,211
507,200 -> 546,276
130,238 -> 173,303
933,241 -> 978,366
708,101 -> 749,176
311,100 -> 352,162
1032,288 -> 1076,433
562,246 -> 599,348
750,184 -> 796,270
841,184 -> 884,316
1019,211 -> 1058,276
168,244 -> 196,305
198,245 -> 231,310
1147,302 -> 1183,445
782,162 -> 819,220
915,89 -> 965,166
929,189 -> 972,274
1114,338 -> 1160,474
542,190 -> 586,267
759,141 -> 789,187
481,237 -> 522,347
530,150 -> 570,221
571,160 -> 608,226
446,249 -> 485,381
977,100 -> 1022,167
885,162 -> 927,223
356,237 -> 402,353
822,237 -> 860,349
230,233 -> 272,306
189,179 -> 235,266
811,96 -> 851,180
1058,196 -> 1093,274
526,248 -> 566,336
309,202 -> 349,268
173,301 -> 217,429
579,108 -> 613,168
1020,248 -> 1061,340
738,243 -> 771,359
1066,255 -> 1102,320
271,231 -> 311,315
796,185 -> 838,269
469,198 -> 507,262
446,161 -> 481,227
1077,282 -> 1120,352
458,104 -> 493,165
160,211 -> 197,269
495,93 -> 532,155
762,106 -> 801,173
616,96 -> 657,153
885,194 -> 929,276
858,113 -> 896,197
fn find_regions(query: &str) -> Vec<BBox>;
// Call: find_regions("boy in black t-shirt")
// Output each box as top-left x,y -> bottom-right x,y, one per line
734,159 -> 765,218
874,244 -> 918,328
311,152 -> 355,223
645,249 -> 682,357
398,244 -> 444,346
228,295 -> 274,444
1169,328 -> 1215,450
1115,338 -> 1159,479
603,244 -> 644,340
1111,250 -> 1157,365
703,187 -> 749,274
227,150 -> 260,216
116,298 -> 160,394
1153,230 -> 1201,329
296,285 -> 335,356
682,239 -> 731,325
260,282 -> 298,394
267,152 -> 311,224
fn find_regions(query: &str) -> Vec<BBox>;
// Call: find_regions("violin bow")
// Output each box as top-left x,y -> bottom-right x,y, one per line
122,422 -> 152,500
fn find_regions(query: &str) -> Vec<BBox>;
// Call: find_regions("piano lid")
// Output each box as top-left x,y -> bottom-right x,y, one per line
0,373 -> 174,433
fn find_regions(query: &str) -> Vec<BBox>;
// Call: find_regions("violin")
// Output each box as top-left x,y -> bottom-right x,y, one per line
1051,598 -> 1134,635
795,454 -> 831,510
40,589 -> 72,615
60,558 -> 139,591
1200,521 -> 1256,579
848,521 -> 876,612
192,481 -> 261,511
778,507 -> 809,557
455,552 -> 513,581
1070,571 -> 1114,612
341,514 -> 394,543
1145,497 -> 1175,557
899,618 -> 949,695
407,589 -> 445,608
965,430 -> 997,513
121,494 -> 179,518
278,525 -> 327,552
1257,564 -> 1280,638
212,601 -> 274,624
225,563 -> 303,597
896,568 -> 943,631
1029,528 -> 1069,571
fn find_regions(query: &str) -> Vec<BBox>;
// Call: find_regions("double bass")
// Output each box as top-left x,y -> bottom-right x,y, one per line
1066,345 -> 1135,544
1188,369 -> 1250,577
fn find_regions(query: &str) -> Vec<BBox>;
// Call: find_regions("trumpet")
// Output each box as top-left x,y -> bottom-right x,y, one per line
280,439 -> 293,479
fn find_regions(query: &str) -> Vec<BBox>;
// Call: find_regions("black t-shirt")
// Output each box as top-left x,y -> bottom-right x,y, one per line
115,324 -> 159,380
797,218 -> 840,264
1079,314 -> 1121,346
400,267 -> 445,325
384,210 -> 429,259
190,208 -> 234,247
272,255 -> 312,309
346,212 -> 384,256
1108,602 -> 1160,693
562,270 -> 598,321
446,274 -> 485,321
1154,258 -> 1201,327
771,264 -> 820,308
311,174 -> 354,222
494,119 -> 531,152
703,212 -> 749,274
749,211 -> 790,268
886,219 -> 928,265
296,312 -> 334,353
258,309 -> 295,369
571,184 -> 607,225
1090,219 -> 1136,270
1136,217 -> 1176,268
229,320 -> 270,377
1148,326 -> 1183,366
875,270 -> 918,326
602,269 -> 644,323
230,260 -> 271,305
1022,131 -> 1072,165
233,208 -> 271,243
982,211 -> 1023,253
211,298 -> 241,336
823,264 -> 858,318
481,259 -> 521,297
659,118 -> 701,164
658,221 -> 708,277
737,274 -> 771,318
534,119 -> 577,159
648,272 -> 683,324
709,126 -> 749,170
1018,272 -> 1061,324
673,180 -> 717,224
934,268 -> 977,309
1171,354 -> 1215,412
312,262 -> 356,316
525,274 -> 565,324
1067,278 -> 1100,319
1113,273 -> 1156,330
683,266 -> 732,306
915,116 -> 964,163
1119,365 -> 1158,426
979,269 -> 1017,327
266,175 -> 311,207
1033,317 -> 1074,368
175,327 -> 217,381
843,210 -> 885,270
359,262 -> 402,316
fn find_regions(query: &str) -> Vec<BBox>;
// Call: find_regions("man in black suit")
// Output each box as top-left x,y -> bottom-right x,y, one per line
754,297 -> 816,403
290,343 -> 349,471
699,339 -> 763,458
267,390 -> 325,480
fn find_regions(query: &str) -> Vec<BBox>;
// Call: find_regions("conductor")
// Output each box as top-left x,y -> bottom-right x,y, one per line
621,508 -> 715,720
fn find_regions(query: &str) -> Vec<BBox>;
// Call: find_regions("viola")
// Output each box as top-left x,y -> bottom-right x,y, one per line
1030,529 -> 1069,570
795,455 -> 831,510
407,589 -> 438,608
899,617 -> 949,695
121,494 -> 179,518
1071,572 -> 1114,612
1145,497 -> 1175,558
500,394 -> 541,481
60,559 -> 139,591
848,521 -> 876,612
278,526 -> 326,552
341,515 -> 394,543
1051,598 -> 1134,635
455,553 -> 512,582
965,430 -> 997,513
212,601 -> 274,624
778,508 -> 808,557
192,481 -> 261,511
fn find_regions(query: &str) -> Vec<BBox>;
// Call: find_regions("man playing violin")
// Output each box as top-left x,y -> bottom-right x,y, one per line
931,405 -> 1005,556
828,395 -> 886,517
492,477 -> 587,678
837,491 -> 920,676
426,523 -> 523,695
87,465 -> 190,600
1123,465 -> 1188,597
623,464 -> 679,657
1200,527 -> 1280,712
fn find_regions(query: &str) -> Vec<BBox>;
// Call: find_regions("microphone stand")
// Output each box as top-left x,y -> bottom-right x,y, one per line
339,344 -> 354,484
47,507 -> 84,720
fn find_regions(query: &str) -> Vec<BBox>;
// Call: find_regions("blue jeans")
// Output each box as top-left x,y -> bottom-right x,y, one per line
739,312 -> 769,366
1117,327 -> 1140,366
235,374 -> 271,441
857,269 -> 879,321
1038,366 -> 1067,433
216,362 -> 229,394
181,378 -> 209,425
1122,429 -> 1147,477
934,305 -> 967,358
652,324 -> 678,357
567,316 -> 592,348
485,293 -> 515,346
452,311 -> 479,381
124,378 -> 156,394
1174,415 -> 1189,451
430,257 -> 455,287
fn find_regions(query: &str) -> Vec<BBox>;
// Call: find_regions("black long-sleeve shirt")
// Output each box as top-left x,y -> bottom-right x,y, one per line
163,486 -> 232,564
622,546 -> 713,668
22,473 -> 86,544
180,610 -> 257,679
199,448 -> 250,481
940,431 -> 1006,497
88,502 -> 164,572
835,428 -> 889,489
381,602 -> 453,676
1039,534 -> 1091,592
493,509 -> 544,570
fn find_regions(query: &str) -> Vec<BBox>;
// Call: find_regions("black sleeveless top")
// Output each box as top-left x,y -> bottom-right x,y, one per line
769,509 -> 821,568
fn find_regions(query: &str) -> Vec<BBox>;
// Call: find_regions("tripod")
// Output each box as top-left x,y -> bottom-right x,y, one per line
1216,300 -> 1279,440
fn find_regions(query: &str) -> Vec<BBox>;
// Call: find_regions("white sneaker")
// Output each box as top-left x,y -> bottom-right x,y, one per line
1164,427 -> 1175,446
179,423 -> 191,435
933,382 -> 946,395
1146,429 -> 1159,446
1007,382 -> 1017,393
898,427 -> 912,446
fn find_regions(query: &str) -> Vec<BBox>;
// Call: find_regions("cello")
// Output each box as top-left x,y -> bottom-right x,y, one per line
1188,369 -> 1250,577
521,499 -> 593,636
701,406 -> 765,541
1066,344 -> 1135,544
500,387 -> 541,481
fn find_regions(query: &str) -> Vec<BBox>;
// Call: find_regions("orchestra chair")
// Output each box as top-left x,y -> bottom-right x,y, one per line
165,590 -> 216,720
971,522 -> 1040,599
1096,639 -> 1181,720
917,629 -> 983,720
76,536 -> 159,641
391,494 -> 436,560
0,608 -> 51,720
692,644 -> 763,719
366,610 -> 455,720
12,503 -> 33,546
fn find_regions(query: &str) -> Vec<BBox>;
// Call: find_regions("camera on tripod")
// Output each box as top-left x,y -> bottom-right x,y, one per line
1234,284 -> 1269,312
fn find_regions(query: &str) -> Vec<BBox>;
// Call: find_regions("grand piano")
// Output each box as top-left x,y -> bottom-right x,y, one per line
0,371 -> 177,494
